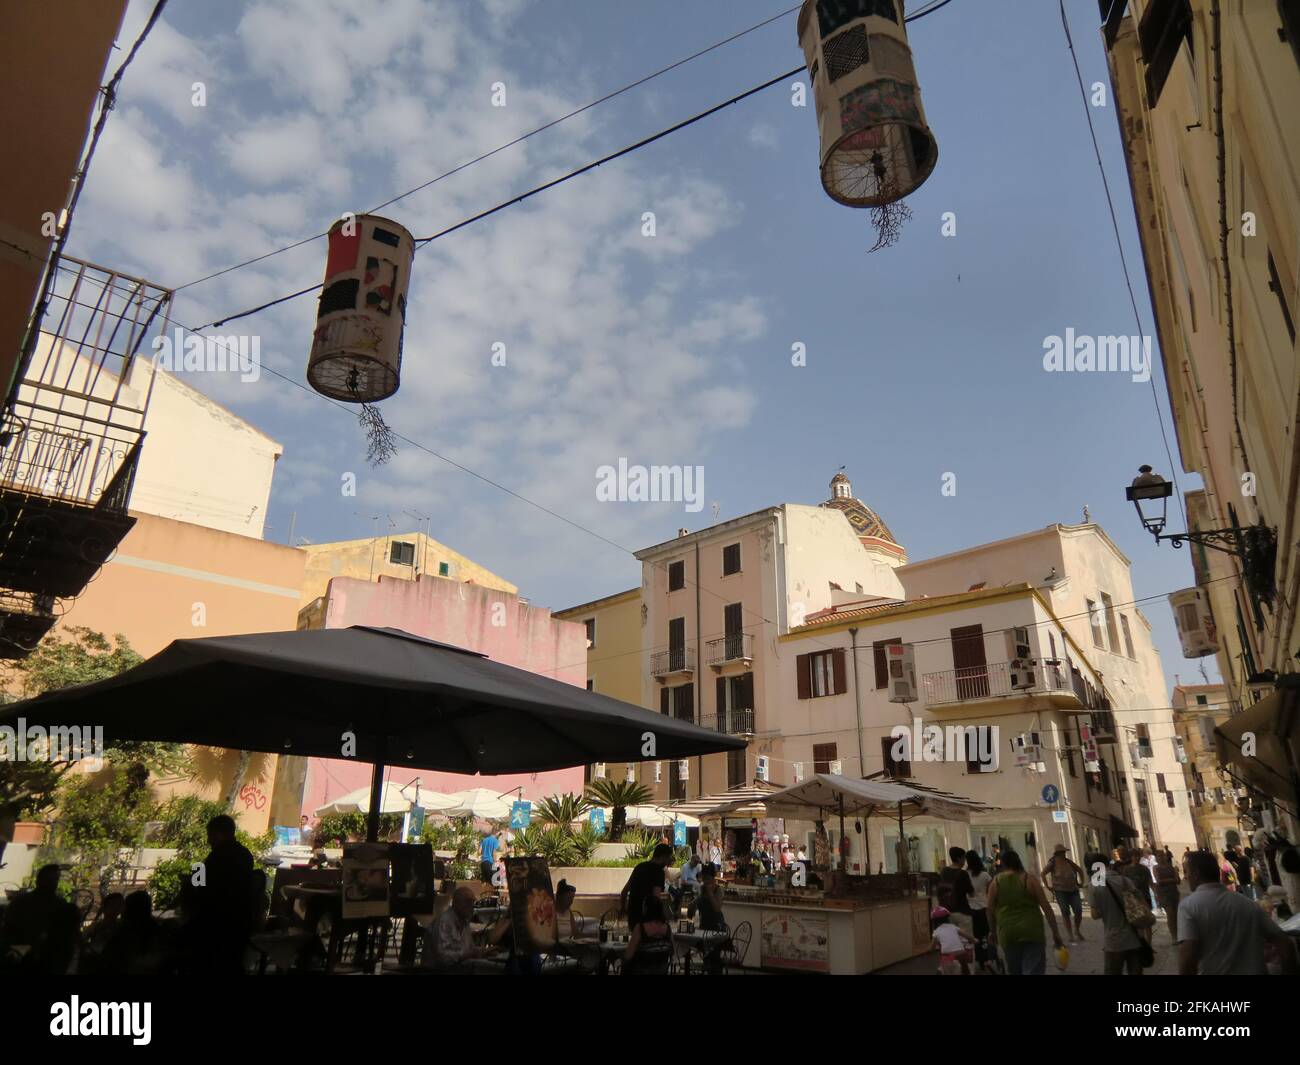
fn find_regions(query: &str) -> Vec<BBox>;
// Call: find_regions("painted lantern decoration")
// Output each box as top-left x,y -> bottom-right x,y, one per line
307,214 -> 414,402
797,0 -> 938,206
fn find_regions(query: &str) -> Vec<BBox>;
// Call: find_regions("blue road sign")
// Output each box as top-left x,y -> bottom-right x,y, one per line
590,808 -> 606,833
673,820 -> 687,847
1041,784 -> 1060,804
510,800 -> 531,829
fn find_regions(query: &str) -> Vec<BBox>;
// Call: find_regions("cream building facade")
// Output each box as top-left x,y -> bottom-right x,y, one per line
1172,682 -> 1245,852
1102,0 -> 1298,834
565,473 -> 1197,865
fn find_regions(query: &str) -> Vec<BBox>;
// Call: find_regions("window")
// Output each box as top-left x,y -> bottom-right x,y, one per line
1138,0 -> 1193,107
1268,248 -> 1296,345
814,742 -> 839,776
668,617 -> 685,671
722,543 -> 741,576
873,637 -> 902,689
727,748 -> 747,788
724,603 -> 744,658
585,618 -> 597,648
660,683 -> 694,722
1195,694 -> 1209,706
667,559 -> 685,592
1087,599 -> 1106,649
1066,730 -> 1077,778
1283,0 -> 1300,72
879,736 -> 908,778
1119,613 -> 1136,658
1101,593 -> 1121,651
963,726 -> 996,774
797,649 -> 846,699
438,561 -> 450,577
389,541 -> 415,566
670,762 -> 686,801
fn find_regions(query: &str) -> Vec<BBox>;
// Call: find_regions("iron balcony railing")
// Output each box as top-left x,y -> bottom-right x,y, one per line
651,644 -> 695,677
706,633 -> 753,666
0,412 -> 142,515
921,659 -> 1077,705
705,707 -> 755,735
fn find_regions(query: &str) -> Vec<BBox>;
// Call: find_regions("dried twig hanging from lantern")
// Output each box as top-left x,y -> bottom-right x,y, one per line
797,0 -> 938,244
307,214 -> 414,464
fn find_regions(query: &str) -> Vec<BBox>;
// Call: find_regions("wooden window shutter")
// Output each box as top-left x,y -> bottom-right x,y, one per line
796,653 -> 812,700
716,676 -> 727,717
832,648 -> 848,695
739,671 -> 754,709
661,687 -> 670,715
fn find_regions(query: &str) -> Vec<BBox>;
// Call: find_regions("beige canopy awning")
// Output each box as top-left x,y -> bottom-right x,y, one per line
666,781 -> 783,820
700,774 -> 991,822
1215,676 -> 1300,811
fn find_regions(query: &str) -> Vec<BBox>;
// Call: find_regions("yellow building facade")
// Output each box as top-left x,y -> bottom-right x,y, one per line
298,530 -> 516,610
1171,682 -> 1242,851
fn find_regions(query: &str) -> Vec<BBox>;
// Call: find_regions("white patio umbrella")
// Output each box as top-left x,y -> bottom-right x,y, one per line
594,804 -> 699,829
315,780 -> 455,816
440,787 -> 517,820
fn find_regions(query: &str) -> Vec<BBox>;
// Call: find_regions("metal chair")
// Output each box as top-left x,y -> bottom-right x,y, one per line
718,921 -> 751,973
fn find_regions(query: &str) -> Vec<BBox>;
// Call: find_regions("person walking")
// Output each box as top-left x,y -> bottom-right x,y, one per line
1218,851 -> 1239,891
479,830 -> 500,884
1139,848 -> 1161,912
1152,850 -> 1182,942
986,850 -> 1064,975
1042,844 -> 1085,945
937,846 -> 975,941
1179,851 -> 1299,975
1233,847 -> 1256,900
1115,846 -> 1155,913
1180,847 -> 1192,883
965,850 -> 996,974
1088,851 -> 1151,975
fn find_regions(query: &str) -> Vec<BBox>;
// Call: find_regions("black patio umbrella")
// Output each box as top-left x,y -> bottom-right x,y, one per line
0,625 -> 745,839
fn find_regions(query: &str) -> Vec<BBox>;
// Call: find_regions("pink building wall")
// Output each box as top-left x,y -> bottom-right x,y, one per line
299,574 -> 587,820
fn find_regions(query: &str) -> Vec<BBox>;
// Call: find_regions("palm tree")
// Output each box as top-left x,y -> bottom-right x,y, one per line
585,779 -> 652,842
534,792 -> 593,827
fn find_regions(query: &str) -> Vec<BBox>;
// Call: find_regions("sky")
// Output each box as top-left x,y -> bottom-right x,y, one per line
67,0 -> 1221,699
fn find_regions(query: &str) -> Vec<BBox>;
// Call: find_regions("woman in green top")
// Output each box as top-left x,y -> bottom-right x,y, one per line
985,849 -> 1064,974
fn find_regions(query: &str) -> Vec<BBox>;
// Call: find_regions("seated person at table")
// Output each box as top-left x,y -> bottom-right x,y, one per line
81,892 -> 125,970
687,863 -> 727,975
102,890 -> 173,975
673,855 -> 701,909
1,864 -> 81,974
623,890 -> 673,975
423,886 -> 502,973
554,880 -> 583,940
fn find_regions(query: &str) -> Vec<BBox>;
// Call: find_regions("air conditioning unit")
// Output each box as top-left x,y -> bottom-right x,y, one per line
593,762 -> 606,779
1169,587 -> 1219,658
678,759 -> 689,781
886,643 -> 918,703
792,761 -> 805,783
1005,626 -> 1032,661
654,762 -> 662,784
1008,658 -> 1036,690
1011,732 -> 1041,767
625,765 -> 636,784
756,755 -> 770,782
829,759 -> 843,775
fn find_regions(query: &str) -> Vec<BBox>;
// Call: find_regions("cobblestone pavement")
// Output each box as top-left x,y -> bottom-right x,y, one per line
875,892 -> 1183,976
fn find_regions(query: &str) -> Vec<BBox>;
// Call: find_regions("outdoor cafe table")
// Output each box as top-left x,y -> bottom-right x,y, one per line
673,929 -> 731,975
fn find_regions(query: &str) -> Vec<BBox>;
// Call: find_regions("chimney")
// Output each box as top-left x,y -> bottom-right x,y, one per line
677,527 -> 689,537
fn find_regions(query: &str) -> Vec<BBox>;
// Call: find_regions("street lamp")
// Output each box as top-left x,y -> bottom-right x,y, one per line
1125,465 -> 1172,536
1123,465 -> 1278,605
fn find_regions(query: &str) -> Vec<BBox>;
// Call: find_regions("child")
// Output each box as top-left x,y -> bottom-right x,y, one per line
931,906 -> 975,975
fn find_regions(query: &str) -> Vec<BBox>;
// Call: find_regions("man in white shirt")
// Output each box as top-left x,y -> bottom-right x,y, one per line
424,886 -> 500,973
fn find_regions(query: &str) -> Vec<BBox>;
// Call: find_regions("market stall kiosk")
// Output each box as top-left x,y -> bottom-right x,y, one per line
704,774 -> 988,974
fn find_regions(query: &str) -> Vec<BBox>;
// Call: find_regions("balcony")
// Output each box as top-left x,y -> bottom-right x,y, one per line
705,707 -> 755,736
0,256 -> 168,658
921,659 -> 1107,716
706,633 -> 753,672
651,645 -> 695,681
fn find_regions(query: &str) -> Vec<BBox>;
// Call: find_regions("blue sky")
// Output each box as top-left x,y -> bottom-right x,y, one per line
70,0 -> 1218,698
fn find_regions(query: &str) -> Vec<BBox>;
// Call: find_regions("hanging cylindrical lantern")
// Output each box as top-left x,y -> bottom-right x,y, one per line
307,214 -> 414,402
797,0 -> 938,207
